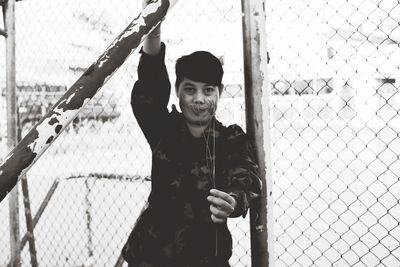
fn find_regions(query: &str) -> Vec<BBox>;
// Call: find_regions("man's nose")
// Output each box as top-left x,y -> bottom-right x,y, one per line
193,91 -> 205,103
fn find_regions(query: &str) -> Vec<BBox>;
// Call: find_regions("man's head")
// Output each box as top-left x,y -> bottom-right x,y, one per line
175,51 -> 224,126
175,51 -> 224,91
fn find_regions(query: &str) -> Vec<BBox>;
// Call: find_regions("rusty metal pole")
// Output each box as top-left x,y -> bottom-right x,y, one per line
0,0 -> 179,203
4,0 -> 21,266
241,0 -> 274,266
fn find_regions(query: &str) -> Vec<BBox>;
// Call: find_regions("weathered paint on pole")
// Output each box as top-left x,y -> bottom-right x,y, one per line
241,0 -> 274,266
5,0 -> 21,266
0,0 -> 179,203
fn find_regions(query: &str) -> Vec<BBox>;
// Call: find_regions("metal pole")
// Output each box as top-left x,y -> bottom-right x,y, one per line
5,0 -> 21,266
0,0 -> 179,203
241,0 -> 273,266
17,111 -> 39,267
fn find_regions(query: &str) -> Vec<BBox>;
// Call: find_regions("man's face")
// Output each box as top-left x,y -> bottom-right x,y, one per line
177,78 -> 221,126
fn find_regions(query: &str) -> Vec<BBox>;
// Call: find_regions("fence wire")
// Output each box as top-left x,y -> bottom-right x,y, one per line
267,0 -> 400,266
1,0 -> 400,266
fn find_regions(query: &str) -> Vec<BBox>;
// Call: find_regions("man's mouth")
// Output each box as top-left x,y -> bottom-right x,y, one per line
190,106 -> 209,115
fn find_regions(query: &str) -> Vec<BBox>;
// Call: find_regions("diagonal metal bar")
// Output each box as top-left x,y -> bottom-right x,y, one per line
6,178 -> 60,267
0,0 -> 179,203
21,175 -> 38,267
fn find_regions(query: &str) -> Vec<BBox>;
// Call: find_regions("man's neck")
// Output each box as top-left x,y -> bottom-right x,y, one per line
186,121 -> 209,138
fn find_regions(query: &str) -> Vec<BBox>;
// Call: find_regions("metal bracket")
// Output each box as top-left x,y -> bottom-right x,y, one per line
0,28 -> 7,37
1,1 -> 6,37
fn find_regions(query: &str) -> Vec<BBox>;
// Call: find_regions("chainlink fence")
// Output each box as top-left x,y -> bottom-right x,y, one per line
267,0 -> 400,266
1,0 -> 400,266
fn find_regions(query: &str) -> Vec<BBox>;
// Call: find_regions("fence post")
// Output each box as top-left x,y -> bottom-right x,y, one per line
4,0 -> 21,266
241,0 -> 274,266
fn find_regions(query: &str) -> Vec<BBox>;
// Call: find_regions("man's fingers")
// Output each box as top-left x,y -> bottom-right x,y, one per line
207,195 -> 225,206
210,204 -> 226,217
207,189 -> 236,224
210,206 -> 227,223
207,196 -> 234,213
209,189 -> 236,206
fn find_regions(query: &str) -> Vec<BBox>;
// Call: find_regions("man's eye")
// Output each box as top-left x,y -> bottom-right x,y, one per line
184,87 -> 195,93
204,87 -> 215,94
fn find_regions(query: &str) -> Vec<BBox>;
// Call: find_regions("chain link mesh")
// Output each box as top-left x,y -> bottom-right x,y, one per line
2,0 -> 400,266
0,0 -> 249,266
267,0 -> 400,266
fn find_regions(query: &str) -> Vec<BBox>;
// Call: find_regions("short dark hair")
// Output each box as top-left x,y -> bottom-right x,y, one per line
175,51 -> 224,91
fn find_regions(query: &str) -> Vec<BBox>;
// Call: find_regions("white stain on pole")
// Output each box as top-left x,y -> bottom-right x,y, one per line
27,109 -> 79,154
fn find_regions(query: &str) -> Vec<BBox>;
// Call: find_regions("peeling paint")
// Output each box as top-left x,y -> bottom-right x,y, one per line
65,92 -> 77,105
118,17 -> 146,43
142,1 -> 163,17
26,109 -> 76,154
46,136 -> 54,144
48,117 -> 59,125
55,125 -> 62,134
98,55 -> 109,68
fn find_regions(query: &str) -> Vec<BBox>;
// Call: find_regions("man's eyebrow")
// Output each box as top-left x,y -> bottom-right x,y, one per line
182,82 -> 195,86
182,82 -> 216,87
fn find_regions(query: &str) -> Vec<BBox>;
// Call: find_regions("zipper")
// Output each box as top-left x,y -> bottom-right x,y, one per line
215,227 -> 218,256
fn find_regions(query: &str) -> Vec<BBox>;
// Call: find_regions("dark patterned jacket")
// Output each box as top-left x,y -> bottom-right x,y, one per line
122,43 -> 262,267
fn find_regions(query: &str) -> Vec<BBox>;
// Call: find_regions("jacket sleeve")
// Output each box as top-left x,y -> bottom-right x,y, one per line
131,42 -> 171,150
224,125 -> 262,218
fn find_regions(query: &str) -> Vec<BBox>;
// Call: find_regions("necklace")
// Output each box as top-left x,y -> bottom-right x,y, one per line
202,117 -> 218,257
203,118 -> 216,188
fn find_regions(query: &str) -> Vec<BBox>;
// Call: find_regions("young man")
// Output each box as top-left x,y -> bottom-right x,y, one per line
122,3 -> 262,266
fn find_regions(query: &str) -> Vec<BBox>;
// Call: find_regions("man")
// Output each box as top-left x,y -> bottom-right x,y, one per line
122,2 -> 262,266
